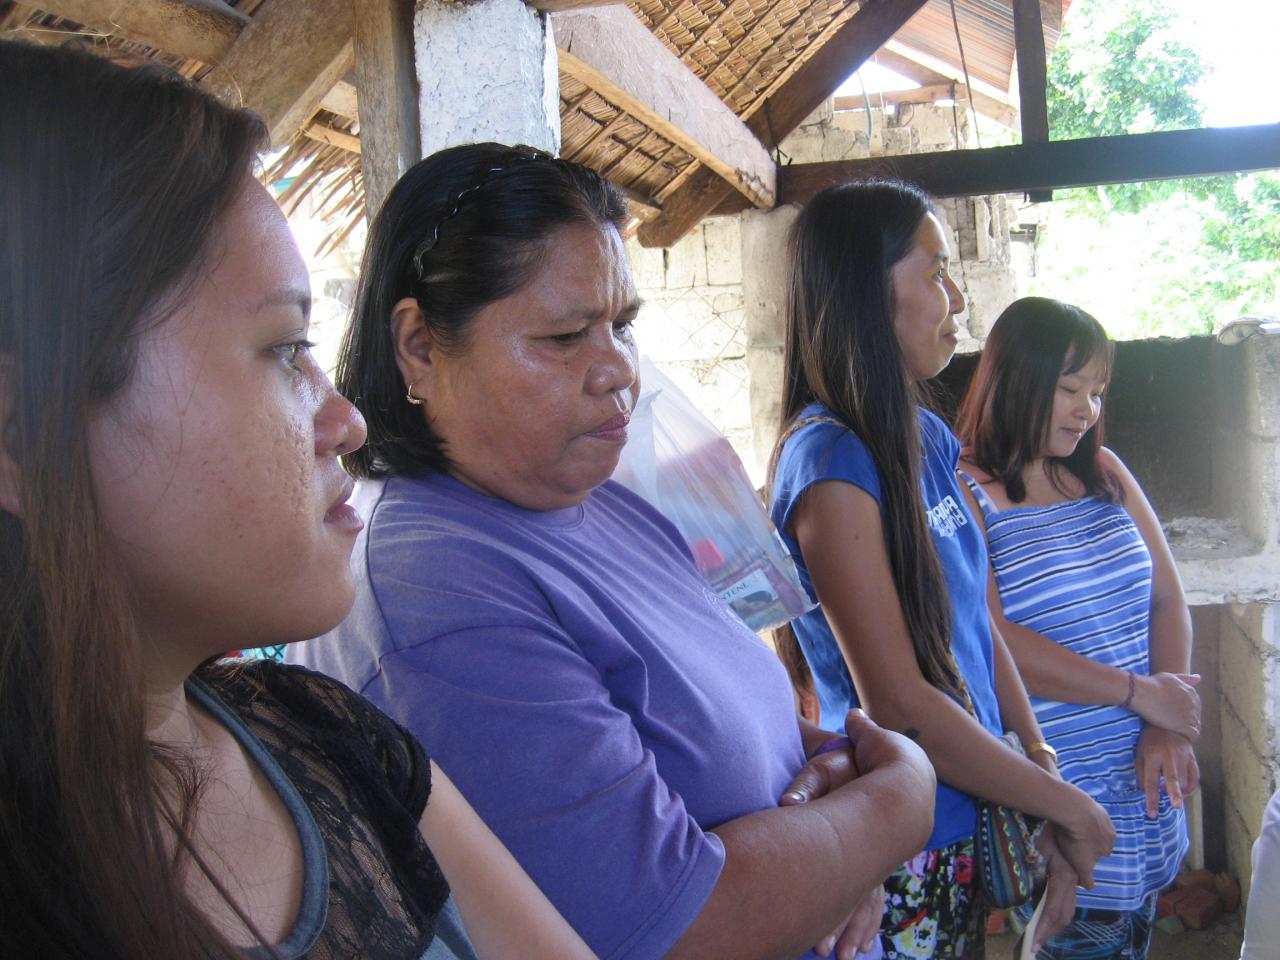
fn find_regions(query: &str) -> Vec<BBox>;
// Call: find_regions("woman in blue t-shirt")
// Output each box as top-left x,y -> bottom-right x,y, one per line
768,181 -> 1114,959
955,297 -> 1196,959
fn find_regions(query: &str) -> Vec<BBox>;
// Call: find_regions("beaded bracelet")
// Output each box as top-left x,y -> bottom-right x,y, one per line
1121,671 -> 1137,711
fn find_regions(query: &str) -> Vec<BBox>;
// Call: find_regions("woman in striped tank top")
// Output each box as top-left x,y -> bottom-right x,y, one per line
956,297 -> 1199,959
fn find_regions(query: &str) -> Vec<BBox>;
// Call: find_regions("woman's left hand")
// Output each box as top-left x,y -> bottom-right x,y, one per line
1136,725 -> 1199,817
780,738 -> 860,805
814,884 -> 885,959
1031,826 -> 1079,951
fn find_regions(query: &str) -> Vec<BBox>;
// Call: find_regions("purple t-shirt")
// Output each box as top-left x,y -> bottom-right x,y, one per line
291,473 -> 815,960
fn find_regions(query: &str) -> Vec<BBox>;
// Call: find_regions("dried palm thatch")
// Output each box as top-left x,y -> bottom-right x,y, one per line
1,0 -> 1039,252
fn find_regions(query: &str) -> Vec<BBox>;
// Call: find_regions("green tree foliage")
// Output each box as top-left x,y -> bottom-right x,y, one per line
1028,0 -> 1280,336
1047,0 -> 1207,212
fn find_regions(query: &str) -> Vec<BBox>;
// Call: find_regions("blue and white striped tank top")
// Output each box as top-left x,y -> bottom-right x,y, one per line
961,475 -> 1187,910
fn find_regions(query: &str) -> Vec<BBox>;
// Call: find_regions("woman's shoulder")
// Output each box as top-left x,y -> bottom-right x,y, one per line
956,456 -> 993,484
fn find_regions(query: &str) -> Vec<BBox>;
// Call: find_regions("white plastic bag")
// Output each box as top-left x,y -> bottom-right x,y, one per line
613,360 -> 814,632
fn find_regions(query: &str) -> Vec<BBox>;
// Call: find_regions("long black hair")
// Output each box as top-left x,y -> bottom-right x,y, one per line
339,143 -> 628,478
955,296 -> 1118,503
772,179 -> 962,694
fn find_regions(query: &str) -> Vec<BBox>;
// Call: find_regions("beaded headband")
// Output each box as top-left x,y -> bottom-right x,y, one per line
409,146 -> 555,284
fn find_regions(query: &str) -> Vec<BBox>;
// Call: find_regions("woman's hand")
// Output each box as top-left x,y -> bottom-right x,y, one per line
1030,826 -> 1079,951
780,738 -> 860,806
1136,725 -> 1200,817
1050,785 -> 1115,888
1131,671 -> 1202,741
814,884 -> 885,959
781,710 -> 932,807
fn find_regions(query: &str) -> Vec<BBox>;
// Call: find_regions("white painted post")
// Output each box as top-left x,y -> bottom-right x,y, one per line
413,0 -> 560,156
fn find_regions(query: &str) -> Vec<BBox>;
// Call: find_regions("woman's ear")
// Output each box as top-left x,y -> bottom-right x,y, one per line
390,297 -> 435,404
0,358 -> 20,517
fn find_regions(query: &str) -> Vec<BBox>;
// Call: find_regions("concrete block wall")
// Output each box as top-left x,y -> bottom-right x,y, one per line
627,216 -> 757,478
628,100 -> 1018,481
1218,604 -> 1280,897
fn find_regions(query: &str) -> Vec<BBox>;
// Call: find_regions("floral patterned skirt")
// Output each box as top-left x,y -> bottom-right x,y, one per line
880,838 -> 985,960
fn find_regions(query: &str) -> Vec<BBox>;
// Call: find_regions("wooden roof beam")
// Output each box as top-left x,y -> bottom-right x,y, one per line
25,0 -> 248,64
776,122 -> 1280,204
866,48 -> 1019,129
304,121 -> 360,154
637,0 -> 931,248
552,7 -> 775,209
1012,0 -> 1051,200
319,79 -> 358,122
882,38 -> 1014,105
526,0 -> 630,10
200,0 -> 355,149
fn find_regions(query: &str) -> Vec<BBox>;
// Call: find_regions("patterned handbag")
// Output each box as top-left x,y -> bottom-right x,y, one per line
974,733 -> 1046,909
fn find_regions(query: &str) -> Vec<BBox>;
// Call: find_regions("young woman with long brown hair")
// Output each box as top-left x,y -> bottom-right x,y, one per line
0,41 -> 593,960
955,297 -> 1196,959
767,181 -> 1115,958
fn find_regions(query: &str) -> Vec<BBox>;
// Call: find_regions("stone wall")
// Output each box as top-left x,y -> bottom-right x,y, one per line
627,100 -> 1018,481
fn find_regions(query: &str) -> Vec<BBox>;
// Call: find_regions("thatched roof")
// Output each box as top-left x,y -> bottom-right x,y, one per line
1,0 -> 1061,252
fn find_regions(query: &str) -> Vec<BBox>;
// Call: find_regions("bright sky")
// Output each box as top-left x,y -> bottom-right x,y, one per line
836,0 -> 1280,128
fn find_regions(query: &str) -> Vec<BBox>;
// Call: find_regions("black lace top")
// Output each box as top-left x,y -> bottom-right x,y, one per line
190,660 -> 450,959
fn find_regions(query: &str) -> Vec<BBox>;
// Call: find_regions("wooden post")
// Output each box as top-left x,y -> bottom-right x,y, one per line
1012,0 -> 1051,201
353,0 -> 419,220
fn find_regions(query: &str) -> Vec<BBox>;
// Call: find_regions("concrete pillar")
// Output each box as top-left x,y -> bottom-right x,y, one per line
740,204 -> 798,473
413,0 -> 560,156
1219,603 -> 1280,899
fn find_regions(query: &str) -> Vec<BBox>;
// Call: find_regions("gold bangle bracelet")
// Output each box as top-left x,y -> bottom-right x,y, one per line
1026,741 -> 1058,762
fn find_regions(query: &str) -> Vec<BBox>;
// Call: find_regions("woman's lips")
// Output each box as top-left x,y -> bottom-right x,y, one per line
324,482 -> 364,533
587,412 -> 630,442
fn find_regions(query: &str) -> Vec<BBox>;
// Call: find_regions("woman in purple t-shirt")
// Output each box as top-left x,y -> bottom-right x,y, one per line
768,181 -> 1115,959
293,143 -> 939,960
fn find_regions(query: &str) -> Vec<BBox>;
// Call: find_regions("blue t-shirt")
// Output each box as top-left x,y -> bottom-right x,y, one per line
291,474 -> 818,960
770,403 -> 1002,849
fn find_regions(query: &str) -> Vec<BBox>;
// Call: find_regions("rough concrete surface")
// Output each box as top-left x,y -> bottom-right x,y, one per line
414,0 -> 558,155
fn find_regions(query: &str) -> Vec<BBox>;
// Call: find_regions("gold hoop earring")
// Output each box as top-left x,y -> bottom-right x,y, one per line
406,379 -> 424,406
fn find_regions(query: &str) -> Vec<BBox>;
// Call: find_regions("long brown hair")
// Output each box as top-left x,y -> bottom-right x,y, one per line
1,43 -> 266,958
955,296 -> 1118,503
770,180 -> 962,694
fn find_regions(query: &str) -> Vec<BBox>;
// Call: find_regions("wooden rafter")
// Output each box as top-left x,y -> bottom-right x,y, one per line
638,0 -> 930,248
776,122 -> 1280,204
24,0 -> 247,63
552,7 -> 776,208
866,48 -> 1019,128
305,121 -> 360,153
200,0 -> 355,148
883,38 -> 1012,105
525,0 -> 630,10
319,79 -> 358,121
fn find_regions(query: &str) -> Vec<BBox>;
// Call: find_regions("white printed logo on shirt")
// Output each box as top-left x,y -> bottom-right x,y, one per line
926,495 -> 969,538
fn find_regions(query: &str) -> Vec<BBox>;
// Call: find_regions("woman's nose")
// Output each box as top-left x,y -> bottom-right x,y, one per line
587,332 -> 638,397
316,387 -> 367,457
945,274 -> 966,315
